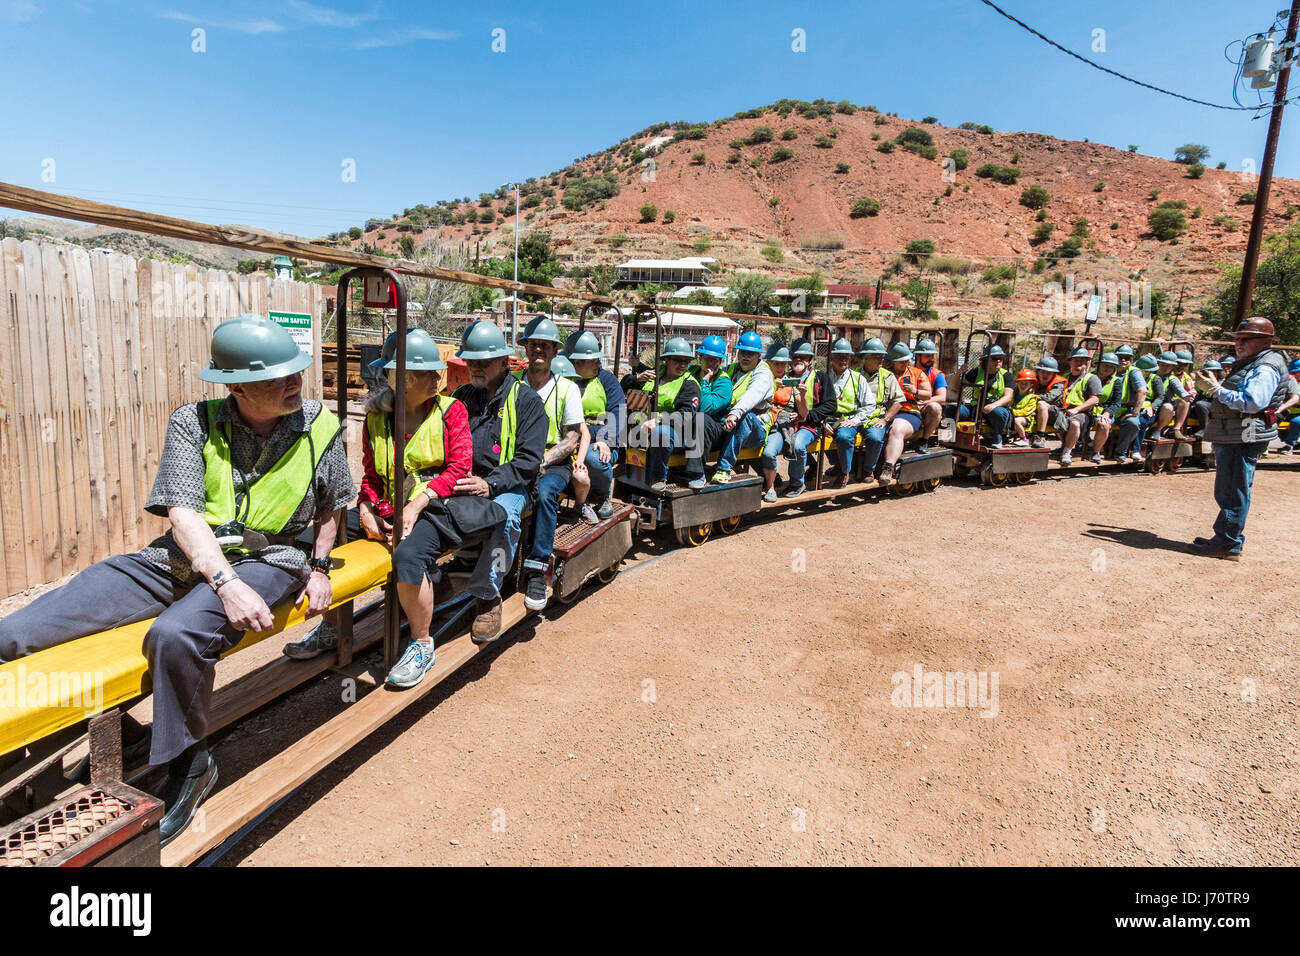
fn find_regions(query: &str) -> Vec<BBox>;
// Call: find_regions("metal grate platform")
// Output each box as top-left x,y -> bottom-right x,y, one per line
1,783 -> 162,867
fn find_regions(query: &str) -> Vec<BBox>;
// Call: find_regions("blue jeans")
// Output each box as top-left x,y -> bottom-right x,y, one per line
787,427 -> 819,484
479,486 -> 527,599
1135,408 -> 1156,448
583,445 -> 616,502
646,422 -> 688,483
1283,414 -> 1300,448
858,422 -> 887,474
717,412 -> 766,473
952,403 -> 1011,445
1210,441 -> 1268,552
527,467 -> 571,564
834,425 -> 860,474
760,429 -> 785,473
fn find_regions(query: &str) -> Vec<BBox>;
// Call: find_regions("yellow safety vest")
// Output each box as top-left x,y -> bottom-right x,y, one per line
202,399 -> 340,534
835,369 -> 866,416
513,370 -> 579,448
367,395 -> 455,503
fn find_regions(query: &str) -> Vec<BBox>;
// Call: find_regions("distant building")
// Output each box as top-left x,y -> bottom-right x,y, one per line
616,257 -> 716,287
774,282 -> 901,311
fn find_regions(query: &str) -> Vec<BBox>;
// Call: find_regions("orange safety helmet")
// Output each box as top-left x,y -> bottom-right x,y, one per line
1015,368 -> 1037,384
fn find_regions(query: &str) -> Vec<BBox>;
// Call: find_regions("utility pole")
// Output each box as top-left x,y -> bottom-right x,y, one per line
502,182 -> 521,346
1235,1 -> 1300,326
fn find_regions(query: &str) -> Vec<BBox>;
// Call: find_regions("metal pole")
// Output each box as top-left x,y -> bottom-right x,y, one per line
1235,1 -> 1300,326
509,184 -> 520,347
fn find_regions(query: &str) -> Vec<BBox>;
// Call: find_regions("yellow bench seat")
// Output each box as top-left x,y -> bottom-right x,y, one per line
0,539 -> 393,758
623,446 -> 764,469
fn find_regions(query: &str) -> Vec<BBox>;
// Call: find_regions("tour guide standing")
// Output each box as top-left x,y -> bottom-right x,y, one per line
1190,317 -> 1290,560
0,314 -> 356,844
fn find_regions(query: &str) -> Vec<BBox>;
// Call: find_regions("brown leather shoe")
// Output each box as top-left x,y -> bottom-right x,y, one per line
471,596 -> 503,644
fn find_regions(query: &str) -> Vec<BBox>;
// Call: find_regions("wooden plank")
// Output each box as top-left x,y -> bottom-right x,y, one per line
759,478 -> 880,509
48,243 -> 93,574
0,181 -> 613,306
135,257 -> 166,545
108,252 -> 144,550
2,239 -> 40,590
162,594 -> 530,866
29,241 -> 64,581
0,238 -> 19,593
92,250 -> 128,555
71,247 -> 111,565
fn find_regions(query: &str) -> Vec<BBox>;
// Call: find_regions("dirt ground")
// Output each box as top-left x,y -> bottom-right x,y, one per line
166,461 -> 1297,866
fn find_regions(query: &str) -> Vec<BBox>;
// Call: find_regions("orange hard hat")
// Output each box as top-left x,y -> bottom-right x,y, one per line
1232,316 -> 1275,338
1015,368 -> 1036,383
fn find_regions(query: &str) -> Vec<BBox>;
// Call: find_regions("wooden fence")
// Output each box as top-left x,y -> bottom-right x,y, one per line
0,238 -> 324,599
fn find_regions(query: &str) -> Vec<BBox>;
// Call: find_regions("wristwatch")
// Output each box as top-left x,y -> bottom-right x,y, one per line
309,557 -> 333,575
210,568 -> 239,593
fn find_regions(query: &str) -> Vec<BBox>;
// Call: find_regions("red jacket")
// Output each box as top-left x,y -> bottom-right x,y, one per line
360,397 -> 472,503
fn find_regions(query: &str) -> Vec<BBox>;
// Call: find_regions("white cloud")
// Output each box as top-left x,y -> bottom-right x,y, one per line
287,1 -> 380,29
1,0 -> 37,23
353,27 -> 458,49
159,10 -> 286,34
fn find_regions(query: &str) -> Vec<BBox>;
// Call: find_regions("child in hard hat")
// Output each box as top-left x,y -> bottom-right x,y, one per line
1009,368 -> 1038,446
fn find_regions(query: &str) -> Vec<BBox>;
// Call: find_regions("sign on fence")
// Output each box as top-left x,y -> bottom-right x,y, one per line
269,310 -> 313,356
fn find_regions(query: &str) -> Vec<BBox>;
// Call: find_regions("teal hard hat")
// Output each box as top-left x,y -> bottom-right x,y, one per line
550,354 -> 577,379
983,345 -> 1006,359
1068,347 -> 1091,361
661,336 -> 694,360
766,345 -> 791,363
1135,354 -> 1159,371
457,320 -> 514,360
374,328 -> 447,372
520,314 -> 562,344
1114,344 -> 1134,357
830,337 -> 856,355
913,337 -> 938,355
736,330 -> 764,354
859,336 -> 887,356
790,337 -> 815,357
697,334 -> 728,359
1157,350 -> 1179,365
1174,349 -> 1194,364
1034,355 -> 1059,372
887,342 -> 914,363
1099,352 -> 1119,366
563,330 -> 602,362
1203,360 -> 1223,372
1221,355 -> 1235,366
199,313 -> 312,384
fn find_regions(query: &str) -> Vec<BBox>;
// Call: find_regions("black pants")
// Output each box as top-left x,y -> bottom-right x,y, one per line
0,553 -> 299,766
393,509 -> 502,597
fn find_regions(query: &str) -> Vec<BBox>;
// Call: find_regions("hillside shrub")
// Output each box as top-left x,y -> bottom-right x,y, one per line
1020,184 -> 1051,209
850,197 -> 881,217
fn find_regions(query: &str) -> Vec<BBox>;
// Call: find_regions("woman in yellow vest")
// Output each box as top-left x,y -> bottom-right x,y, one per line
360,330 -> 476,689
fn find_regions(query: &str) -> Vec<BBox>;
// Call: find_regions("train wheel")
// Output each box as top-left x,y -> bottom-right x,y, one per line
716,514 -> 742,535
1013,471 -> 1034,485
554,569 -> 583,605
674,522 -> 712,547
1166,455 -> 1183,474
1145,456 -> 1165,475
596,561 -> 620,585
890,481 -> 917,496
980,462 -> 1007,487
925,476 -> 943,492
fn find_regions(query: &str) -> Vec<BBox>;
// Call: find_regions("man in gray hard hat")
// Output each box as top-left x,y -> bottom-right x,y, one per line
0,314 -> 356,846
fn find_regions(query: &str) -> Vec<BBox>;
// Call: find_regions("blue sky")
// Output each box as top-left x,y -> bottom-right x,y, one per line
1,0 -> 1294,236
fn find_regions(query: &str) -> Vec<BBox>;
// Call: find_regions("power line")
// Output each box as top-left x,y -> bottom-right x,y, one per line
976,0 -> 1285,112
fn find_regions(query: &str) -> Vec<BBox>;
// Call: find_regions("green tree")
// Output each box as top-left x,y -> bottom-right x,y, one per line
1173,144 -> 1210,165
685,288 -> 717,306
399,235 -> 415,259
1019,184 -> 1051,210
724,272 -> 777,316
904,238 -> 935,264
1187,162 -> 1206,179
347,226 -> 362,240
850,197 -> 882,217
640,203 -> 658,223
1148,203 -> 1188,241
1200,222 -> 1300,344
